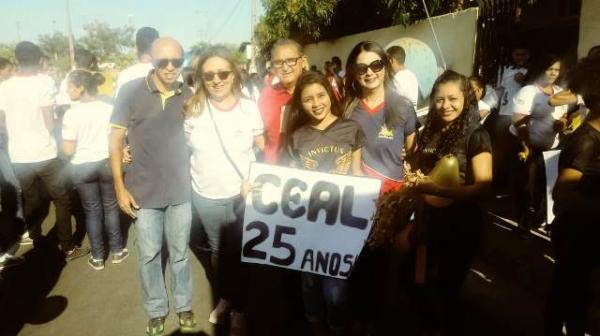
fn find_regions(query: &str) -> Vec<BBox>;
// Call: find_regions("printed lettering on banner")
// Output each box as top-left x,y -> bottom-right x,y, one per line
241,163 -> 382,279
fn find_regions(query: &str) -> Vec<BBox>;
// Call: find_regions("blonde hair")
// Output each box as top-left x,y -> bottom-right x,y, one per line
184,47 -> 243,118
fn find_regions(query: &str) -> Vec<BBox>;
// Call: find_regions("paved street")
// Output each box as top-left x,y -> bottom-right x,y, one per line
1,200 -> 599,336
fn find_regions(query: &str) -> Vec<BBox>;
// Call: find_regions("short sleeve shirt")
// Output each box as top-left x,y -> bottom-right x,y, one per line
110,74 -> 192,208
556,123 -> 600,211
62,100 -> 112,164
393,69 -> 419,109
185,98 -> 264,199
258,83 -> 292,164
510,85 -> 567,150
350,95 -> 417,181
497,66 -> 527,115
418,124 -> 492,185
0,74 -> 58,163
287,118 -> 365,175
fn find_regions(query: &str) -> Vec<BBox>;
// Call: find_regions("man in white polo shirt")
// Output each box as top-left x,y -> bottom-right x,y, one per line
387,46 -> 419,110
114,27 -> 159,98
0,41 -> 89,261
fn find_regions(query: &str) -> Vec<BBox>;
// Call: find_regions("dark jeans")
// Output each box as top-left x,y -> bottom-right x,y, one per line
12,158 -> 73,251
70,160 -> 122,259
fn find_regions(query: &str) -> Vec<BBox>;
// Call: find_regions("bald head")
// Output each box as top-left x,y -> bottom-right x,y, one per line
151,37 -> 184,88
151,37 -> 183,59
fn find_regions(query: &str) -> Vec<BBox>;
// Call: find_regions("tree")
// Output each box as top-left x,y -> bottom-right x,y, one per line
79,21 -> 135,65
256,0 -> 468,55
38,31 -> 78,73
189,41 -> 246,66
0,43 -> 16,62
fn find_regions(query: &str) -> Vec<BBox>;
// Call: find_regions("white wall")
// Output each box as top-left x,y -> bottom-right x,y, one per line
304,8 -> 479,81
578,0 -> 600,58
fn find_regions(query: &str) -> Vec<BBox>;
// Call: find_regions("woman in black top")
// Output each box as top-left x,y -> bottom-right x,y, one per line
545,54 -> 600,336
414,70 -> 493,334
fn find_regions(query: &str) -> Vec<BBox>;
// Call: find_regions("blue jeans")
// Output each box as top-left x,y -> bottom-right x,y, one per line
70,160 -> 122,259
135,202 -> 193,318
302,273 -> 349,331
191,192 -> 243,303
0,145 -> 23,254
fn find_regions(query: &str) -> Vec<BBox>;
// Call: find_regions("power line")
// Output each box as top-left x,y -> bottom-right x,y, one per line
212,0 -> 243,41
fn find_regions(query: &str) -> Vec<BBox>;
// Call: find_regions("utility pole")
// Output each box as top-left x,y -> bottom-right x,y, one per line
66,0 -> 75,70
16,21 -> 21,41
250,0 -> 257,73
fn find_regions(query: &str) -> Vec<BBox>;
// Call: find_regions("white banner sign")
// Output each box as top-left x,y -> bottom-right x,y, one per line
543,149 -> 561,224
241,163 -> 382,279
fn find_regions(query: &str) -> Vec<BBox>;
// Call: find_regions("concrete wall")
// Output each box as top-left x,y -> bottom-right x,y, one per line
578,0 -> 600,58
304,7 -> 479,85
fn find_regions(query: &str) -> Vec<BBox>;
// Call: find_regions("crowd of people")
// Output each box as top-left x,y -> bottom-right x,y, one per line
0,24 -> 598,336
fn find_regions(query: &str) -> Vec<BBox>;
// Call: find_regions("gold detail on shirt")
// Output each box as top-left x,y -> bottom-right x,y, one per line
300,154 -> 318,170
378,125 -> 394,139
331,152 -> 352,175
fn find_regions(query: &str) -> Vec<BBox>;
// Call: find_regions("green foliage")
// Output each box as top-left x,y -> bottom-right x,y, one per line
79,21 -> 135,62
189,41 -> 246,66
257,0 -> 338,56
0,43 -> 16,62
256,0 -> 464,56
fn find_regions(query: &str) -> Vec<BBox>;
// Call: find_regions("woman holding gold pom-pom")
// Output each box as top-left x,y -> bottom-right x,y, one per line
413,70 -> 493,334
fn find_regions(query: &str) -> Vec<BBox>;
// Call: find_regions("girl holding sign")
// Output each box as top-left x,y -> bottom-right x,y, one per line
184,47 -> 265,332
413,70 -> 492,334
282,70 -> 365,335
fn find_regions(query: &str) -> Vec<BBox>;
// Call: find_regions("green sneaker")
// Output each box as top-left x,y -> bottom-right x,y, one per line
145,316 -> 165,336
178,311 -> 197,332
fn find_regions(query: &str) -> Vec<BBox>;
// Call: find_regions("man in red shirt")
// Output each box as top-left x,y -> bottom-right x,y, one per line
258,39 -> 307,163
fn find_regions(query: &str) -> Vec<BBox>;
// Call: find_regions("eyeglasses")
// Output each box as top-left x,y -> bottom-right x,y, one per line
202,71 -> 233,82
152,58 -> 184,69
272,56 -> 302,69
355,59 -> 385,76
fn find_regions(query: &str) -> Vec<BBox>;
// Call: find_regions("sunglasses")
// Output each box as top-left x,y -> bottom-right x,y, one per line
202,71 -> 233,82
272,56 -> 302,69
152,58 -> 184,69
355,59 -> 385,76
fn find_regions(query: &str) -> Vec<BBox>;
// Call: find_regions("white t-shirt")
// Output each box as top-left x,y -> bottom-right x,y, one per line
56,72 -> 73,106
392,69 -> 419,109
185,98 -> 264,199
496,66 -> 528,115
509,84 -> 567,150
62,100 -> 113,164
0,74 -> 58,163
114,62 -> 153,98
478,100 -> 491,124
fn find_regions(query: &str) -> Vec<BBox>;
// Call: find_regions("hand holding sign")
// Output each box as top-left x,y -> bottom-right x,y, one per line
241,163 -> 381,279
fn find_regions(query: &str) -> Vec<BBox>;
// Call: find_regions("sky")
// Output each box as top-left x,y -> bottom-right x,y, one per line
2,0 -> 265,50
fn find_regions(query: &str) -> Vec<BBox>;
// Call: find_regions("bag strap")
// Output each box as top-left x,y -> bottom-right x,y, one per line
206,101 -> 244,180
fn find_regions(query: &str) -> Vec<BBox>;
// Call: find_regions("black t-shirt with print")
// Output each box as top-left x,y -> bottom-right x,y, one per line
418,123 -> 492,186
287,118 -> 366,175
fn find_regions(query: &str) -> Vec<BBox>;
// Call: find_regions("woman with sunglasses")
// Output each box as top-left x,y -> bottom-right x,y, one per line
342,41 -> 418,333
343,41 -> 418,193
184,47 -> 265,333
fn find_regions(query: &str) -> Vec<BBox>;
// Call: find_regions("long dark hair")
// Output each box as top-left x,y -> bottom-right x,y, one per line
343,41 -> 399,128
184,47 -> 243,118
525,53 -> 563,86
68,70 -> 105,96
281,71 -> 342,145
418,70 -> 477,157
